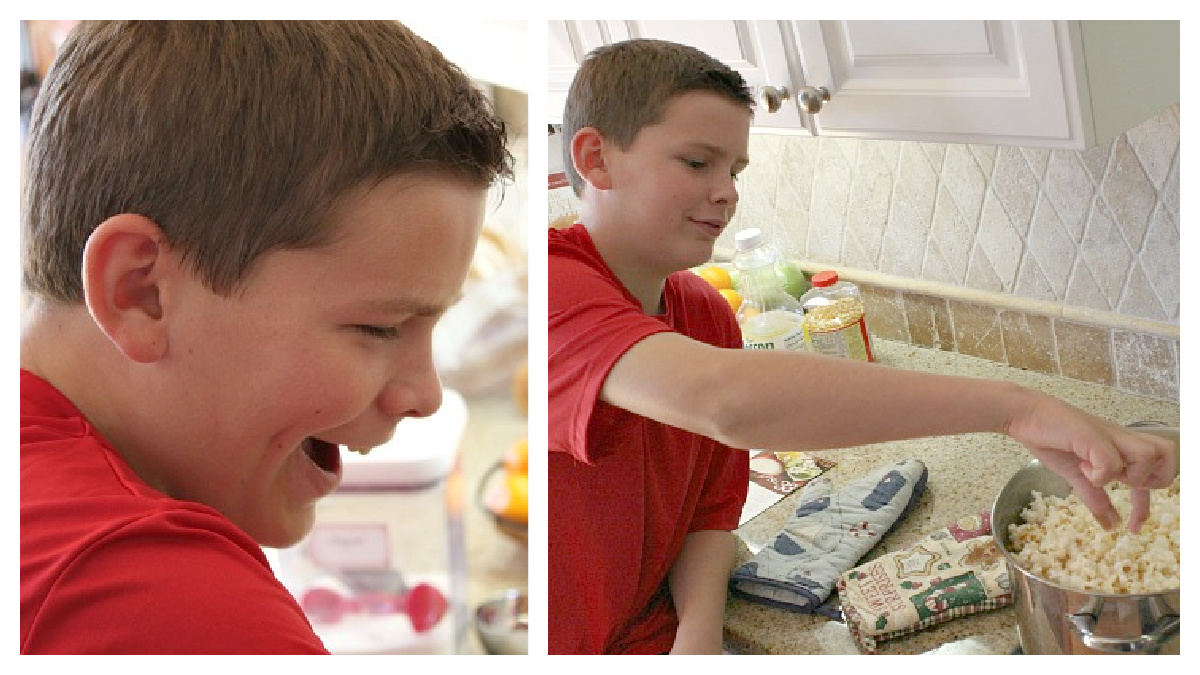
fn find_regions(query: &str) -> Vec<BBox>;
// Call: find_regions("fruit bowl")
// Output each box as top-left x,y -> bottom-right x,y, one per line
479,461 -> 527,545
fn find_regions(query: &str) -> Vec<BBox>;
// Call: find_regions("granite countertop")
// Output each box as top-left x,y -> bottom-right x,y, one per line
723,338 -> 1180,656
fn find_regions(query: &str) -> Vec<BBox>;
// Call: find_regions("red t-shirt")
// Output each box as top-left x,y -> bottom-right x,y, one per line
20,369 -> 328,654
547,223 -> 749,654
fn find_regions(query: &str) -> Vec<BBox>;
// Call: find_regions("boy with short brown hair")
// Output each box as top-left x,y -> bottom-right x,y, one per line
21,20 -> 512,654
548,37 -> 1175,655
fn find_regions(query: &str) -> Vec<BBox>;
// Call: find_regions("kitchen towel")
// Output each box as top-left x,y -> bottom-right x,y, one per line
836,510 -> 1012,654
729,458 -> 927,617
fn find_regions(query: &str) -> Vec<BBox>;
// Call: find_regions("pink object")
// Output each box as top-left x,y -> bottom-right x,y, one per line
300,581 -> 448,633
402,583 -> 449,633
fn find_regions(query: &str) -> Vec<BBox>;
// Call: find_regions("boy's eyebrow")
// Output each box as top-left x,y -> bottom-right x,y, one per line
358,294 -> 463,317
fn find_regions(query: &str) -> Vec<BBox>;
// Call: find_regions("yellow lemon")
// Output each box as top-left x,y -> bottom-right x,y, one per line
718,288 -> 742,313
500,471 -> 528,523
504,438 -> 529,474
697,265 -> 732,290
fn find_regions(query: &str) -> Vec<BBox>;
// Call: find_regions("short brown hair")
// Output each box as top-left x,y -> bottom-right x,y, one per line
23,21 -> 513,302
561,38 -> 753,197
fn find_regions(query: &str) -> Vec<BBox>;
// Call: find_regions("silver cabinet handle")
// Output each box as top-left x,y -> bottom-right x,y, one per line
798,86 -> 831,114
758,85 -> 790,113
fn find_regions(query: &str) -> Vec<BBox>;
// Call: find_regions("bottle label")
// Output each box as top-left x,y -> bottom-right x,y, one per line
742,310 -> 808,351
807,316 -> 874,362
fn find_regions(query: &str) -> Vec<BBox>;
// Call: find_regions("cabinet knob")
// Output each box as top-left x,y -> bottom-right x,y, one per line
799,86 -> 831,114
758,85 -> 790,114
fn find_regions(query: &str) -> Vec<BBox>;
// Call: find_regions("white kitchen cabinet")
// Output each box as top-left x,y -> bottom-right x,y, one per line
547,20 -> 1180,150
788,20 -> 1178,148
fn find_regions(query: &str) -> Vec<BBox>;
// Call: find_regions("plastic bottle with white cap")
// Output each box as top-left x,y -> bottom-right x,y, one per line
732,228 -> 807,352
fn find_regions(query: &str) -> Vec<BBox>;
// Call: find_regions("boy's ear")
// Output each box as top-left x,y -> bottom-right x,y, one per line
570,127 -> 613,191
81,214 -> 175,364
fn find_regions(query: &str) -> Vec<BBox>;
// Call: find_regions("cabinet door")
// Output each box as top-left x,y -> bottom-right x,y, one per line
789,20 -> 1087,147
548,20 -> 808,131
548,21 -> 606,122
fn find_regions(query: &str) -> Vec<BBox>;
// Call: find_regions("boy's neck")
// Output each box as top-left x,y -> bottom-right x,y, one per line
21,300 -> 150,478
580,216 -> 668,316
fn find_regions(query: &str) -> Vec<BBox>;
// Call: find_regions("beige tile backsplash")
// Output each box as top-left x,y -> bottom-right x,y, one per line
549,104 -> 1180,403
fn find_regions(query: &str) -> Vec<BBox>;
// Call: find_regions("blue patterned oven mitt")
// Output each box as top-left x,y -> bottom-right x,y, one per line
729,459 -> 927,617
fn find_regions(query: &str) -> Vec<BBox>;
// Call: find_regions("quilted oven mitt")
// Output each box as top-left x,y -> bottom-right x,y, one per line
836,511 -> 1011,654
730,459 -> 927,617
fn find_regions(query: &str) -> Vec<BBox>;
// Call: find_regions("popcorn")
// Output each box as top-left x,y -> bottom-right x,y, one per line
803,297 -> 865,332
1007,477 -> 1179,594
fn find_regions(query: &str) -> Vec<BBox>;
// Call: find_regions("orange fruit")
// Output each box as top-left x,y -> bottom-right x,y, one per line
697,265 -> 732,290
504,438 -> 528,474
718,288 -> 742,313
497,471 -> 528,523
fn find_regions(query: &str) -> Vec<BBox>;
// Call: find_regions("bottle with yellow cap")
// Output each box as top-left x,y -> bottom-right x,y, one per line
799,271 -> 874,362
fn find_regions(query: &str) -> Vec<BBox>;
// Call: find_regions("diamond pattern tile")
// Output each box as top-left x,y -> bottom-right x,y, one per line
928,185 -> 974,283
941,144 -> 987,226
1161,151 -> 1179,222
1024,193 -> 1076,298
843,141 -> 893,269
1041,150 -> 1095,242
1125,106 -> 1178,189
880,143 -> 938,277
807,138 -> 856,262
725,104 -> 1178,328
1140,205 -> 1180,321
1076,200 -> 1134,310
1064,257 -> 1109,313
1012,255 -> 1057,302
1119,263 -> 1168,322
972,191 -> 1023,292
991,146 -> 1040,237
1101,136 -> 1157,251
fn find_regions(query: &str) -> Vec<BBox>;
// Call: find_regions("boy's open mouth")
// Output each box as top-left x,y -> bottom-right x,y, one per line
303,437 -> 342,475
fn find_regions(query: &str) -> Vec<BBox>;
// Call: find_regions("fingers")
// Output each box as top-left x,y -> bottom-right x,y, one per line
1127,488 -> 1151,534
1068,477 -> 1119,531
1082,429 -> 1173,533
1113,431 -> 1178,489
1080,451 -> 1123,487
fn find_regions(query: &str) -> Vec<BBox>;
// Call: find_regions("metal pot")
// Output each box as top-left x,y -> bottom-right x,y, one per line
992,426 -> 1179,654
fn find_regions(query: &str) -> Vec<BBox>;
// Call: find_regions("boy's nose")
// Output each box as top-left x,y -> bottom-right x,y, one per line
376,352 -> 444,421
713,174 -> 739,207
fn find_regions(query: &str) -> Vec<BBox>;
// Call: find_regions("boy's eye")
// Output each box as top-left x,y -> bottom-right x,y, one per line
682,158 -> 707,169
355,324 -> 401,340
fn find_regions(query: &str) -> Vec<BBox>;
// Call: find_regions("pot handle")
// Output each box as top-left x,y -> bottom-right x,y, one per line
1068,597 -> 1180,653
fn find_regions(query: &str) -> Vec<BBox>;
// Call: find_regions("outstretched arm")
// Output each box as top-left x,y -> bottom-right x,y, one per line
601,332 -> 1177,531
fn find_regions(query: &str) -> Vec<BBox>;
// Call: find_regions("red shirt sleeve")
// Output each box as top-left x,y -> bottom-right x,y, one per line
548,230 -> 673,465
